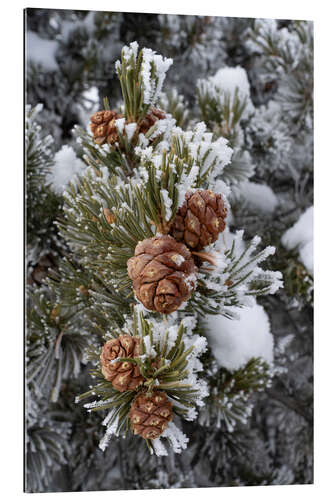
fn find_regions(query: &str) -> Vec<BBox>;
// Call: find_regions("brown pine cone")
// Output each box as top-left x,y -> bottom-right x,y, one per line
127,235 -> 197,314
170,190 -> 227,251
138,108 -> 166,135
100,335 -> 144,392
90,110 -> 122,146
129,391 -> 173,440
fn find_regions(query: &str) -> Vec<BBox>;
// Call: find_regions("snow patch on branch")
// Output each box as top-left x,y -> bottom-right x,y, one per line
204,302 -> 274,371
47,145 -> 86,195
281,206 -> 313,275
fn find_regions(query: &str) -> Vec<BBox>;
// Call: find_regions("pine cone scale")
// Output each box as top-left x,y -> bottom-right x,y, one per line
129,391 -> 173,440
128,235 -> 197,314
138,108 -> 166,135
170,190 -> 227,251
100,335 -> 144,392
90,110 -> 122,146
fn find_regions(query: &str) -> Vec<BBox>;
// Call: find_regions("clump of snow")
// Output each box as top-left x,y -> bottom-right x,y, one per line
47,145 -> 86,195
281,206 -> 313,275
204,302 -> 274,371
26,31 -> 58,71
212,66 -> 252,99
237,181 -> 279,213
197,66 -> 254,119
115,118 -> 126,134
125,123 -> 137,142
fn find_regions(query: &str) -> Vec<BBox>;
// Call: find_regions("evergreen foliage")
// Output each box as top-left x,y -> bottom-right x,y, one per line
25,9 -> 313,491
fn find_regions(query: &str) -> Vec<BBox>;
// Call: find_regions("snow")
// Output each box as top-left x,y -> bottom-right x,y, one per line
122,41 -> 139,63
47,145 -> 86,195
26,31 -> 58,71
162,422 -> 189,453
176,166 -> 199,209
247,19 -> 303,72
170,253 -> 185,266
204,302 -> 274,371
198,65 -> 254,119
125,123 -> 137,142
151,438 -> 168,456
212,66 -> 252,100
208,230 -> 282,310
82,86 -> 99,106
148,116 -> 176,142
98,413 -> 120,451
141,48 -> 173,107
213,179 -> 231,200
172,123 -> 233,185
160,189 -> 173,221
238,181 -> 279,213
281,206 -> 313,275
115,118 -> 126,134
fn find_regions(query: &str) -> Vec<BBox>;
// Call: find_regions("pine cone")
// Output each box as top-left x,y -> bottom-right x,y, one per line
129,391 -> 173,439
127,235 -> 197,314
170,190 -> 227,251
90,110 -> 122,146
100,335 -> 144,392
138,108 -> 166,135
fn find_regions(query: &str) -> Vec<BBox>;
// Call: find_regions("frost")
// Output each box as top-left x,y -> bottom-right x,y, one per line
141,48 -> 173,106
281,206 -> 313,275
176,166 -> 199,209
98,412 -> 120,451
213,179 -> 231,199
151,438 -> 168,456
198,229 -> 283,316
180,315 -> 197,334
161,422 -> 189,453
122,41 -> 139,63
172,123 -> 233,185
149,421 -> 190,457
160,189 -> 173,221
204,302 -> 274,370
183,272 -> 197,292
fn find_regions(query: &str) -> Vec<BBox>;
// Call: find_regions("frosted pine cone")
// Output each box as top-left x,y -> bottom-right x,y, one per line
100,335 -> 144,392
90,110 -> 122,146
129,391 -> 173,440
138,108 -> 166,135
127,235 -> 197,314
170,190 -> 227,251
